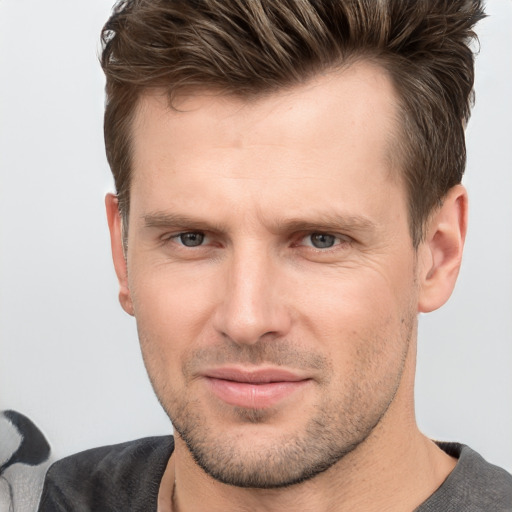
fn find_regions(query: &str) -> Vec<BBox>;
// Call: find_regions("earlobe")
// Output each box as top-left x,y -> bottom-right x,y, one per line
417,185 -> 468,313
105,193 -> 134,316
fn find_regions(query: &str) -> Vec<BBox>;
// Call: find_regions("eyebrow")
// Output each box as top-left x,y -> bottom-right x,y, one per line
270,214 -> 376,234
142,211 -> 376,234
143,212 -> 227,232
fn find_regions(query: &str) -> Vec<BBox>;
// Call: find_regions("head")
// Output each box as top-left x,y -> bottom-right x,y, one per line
102,0 -> 483,490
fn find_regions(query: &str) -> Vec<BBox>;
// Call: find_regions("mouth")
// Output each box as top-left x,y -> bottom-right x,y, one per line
202,367 -> 312,409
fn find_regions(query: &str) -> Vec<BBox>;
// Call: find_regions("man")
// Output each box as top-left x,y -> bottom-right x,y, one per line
39,0 -> 512,510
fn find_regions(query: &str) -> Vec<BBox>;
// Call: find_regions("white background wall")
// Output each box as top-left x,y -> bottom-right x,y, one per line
0,1 -> 511,473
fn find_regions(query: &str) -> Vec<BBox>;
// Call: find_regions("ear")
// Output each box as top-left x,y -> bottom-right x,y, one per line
105,193 -> 134,316
417,184 -> 468,313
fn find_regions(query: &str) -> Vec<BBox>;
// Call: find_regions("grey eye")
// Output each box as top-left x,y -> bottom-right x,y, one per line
310,233 -> 336,248
179,232 -> 205,247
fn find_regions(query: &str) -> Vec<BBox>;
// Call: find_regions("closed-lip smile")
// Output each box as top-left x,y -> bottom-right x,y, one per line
202,367 -> 311,409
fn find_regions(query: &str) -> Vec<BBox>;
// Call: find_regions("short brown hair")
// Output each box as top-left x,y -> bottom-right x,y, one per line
101,0 -> 485,247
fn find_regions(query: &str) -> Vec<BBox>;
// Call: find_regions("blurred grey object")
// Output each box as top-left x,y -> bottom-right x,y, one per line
0,411 -> 51,512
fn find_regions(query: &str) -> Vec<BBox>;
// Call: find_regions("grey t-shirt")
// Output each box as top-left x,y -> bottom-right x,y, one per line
38,437 -> 512,511
416,442 -> 512,511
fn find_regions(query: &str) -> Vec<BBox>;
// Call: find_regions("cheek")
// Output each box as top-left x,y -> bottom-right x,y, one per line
297,263 -> 416,361
129,266 -> 218,366
303,272 -> 416,416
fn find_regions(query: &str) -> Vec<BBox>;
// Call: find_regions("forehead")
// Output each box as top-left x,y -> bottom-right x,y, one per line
132,62 -> 398,157
129,62 -> 404,227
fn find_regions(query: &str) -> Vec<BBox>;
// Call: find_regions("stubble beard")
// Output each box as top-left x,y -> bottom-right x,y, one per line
170,393 -> 373,489
140,309 -> 414,490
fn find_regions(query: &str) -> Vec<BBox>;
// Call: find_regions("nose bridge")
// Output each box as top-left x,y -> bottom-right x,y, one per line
214,241 -> 289,345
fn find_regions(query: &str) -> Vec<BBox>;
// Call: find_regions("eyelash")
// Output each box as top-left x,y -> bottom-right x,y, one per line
297,233 -> 349,250
164,232 -> 210,248
162,231 -> 351,251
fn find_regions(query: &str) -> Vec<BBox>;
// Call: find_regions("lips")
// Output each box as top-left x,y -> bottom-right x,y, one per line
202,367 -> 311,409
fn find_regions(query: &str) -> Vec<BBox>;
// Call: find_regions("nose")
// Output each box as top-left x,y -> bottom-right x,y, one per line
212,246 -> 292,346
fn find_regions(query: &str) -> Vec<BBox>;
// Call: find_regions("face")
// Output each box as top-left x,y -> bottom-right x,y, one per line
121,63 -> 421,488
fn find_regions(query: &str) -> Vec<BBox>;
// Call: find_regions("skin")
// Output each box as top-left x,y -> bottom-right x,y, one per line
107,62 -> 467,511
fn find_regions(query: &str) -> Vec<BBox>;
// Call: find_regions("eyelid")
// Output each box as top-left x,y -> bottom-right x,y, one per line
158,229 -> 352,250
162,230 -> 209,246
296,232 -> 352,249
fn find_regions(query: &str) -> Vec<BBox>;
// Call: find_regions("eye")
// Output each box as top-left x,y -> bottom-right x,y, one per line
302,233 -> 343,249
175,232 -> 206,247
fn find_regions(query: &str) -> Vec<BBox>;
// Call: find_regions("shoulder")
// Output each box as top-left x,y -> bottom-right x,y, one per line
417,442 -> 512,511
38,436 -> 174,512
